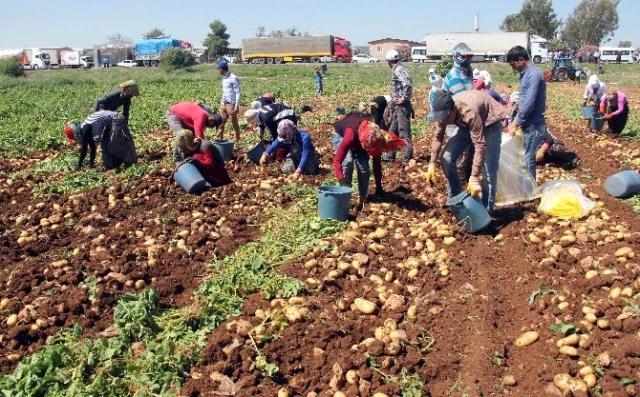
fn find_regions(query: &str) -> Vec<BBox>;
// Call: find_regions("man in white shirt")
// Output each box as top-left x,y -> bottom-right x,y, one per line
217,60 -> 241,141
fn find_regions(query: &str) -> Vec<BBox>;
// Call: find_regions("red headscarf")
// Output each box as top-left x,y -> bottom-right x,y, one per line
357,120 -> 408,157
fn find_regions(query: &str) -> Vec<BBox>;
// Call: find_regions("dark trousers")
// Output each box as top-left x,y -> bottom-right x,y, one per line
607,104 -> 629,134
386,103 -> 412,162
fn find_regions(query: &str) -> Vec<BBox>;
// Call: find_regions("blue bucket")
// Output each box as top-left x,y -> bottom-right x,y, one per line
247,142 -> 267,164
446,192 -> 491,233
317,186 -> 353,221
213,139 -> 235,162
605,170 -> 640,198
591,114 -> 606,131
173,161 -> 208,194
582,105 -> 594,120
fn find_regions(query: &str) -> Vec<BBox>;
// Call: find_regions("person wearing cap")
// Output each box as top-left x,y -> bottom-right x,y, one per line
425,43 -> 475,184
216,59 -> 241,141
582,75 -> 607,132
314,64 -> 324,97
384,49 -> 414,165
259,119 -> 320,177
600,91 -> 629,135
431,90 -> 508,215
427,69 -> 444,122
506,45 -> 546,181
94,80 -> 140,123
165,102 -> 223,161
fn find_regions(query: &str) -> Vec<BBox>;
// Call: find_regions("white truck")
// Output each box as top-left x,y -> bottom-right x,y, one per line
423,32 -> 549,64
60,51 -> 94,68
0,48 -> 50,69
411,47 -> 428,63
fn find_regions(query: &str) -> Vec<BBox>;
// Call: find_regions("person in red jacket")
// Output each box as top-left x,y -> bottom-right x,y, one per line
173,129 -> 232,187
332,112 -> 407,208
166,102 -> 223,161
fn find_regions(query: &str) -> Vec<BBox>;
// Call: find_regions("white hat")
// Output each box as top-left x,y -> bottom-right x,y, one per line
589,74 -> 599,85
479,70 -> 492,85
244,109 -> 260,124
473,68 -> 480,78
429,68 -> 435,75
386,50 -> 399,61
250,101 -> 262,110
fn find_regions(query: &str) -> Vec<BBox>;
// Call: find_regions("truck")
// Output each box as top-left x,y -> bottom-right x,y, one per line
0,48 -> 50,69
423,32 -> 549,64
134,38 -> 183,67
411,47 -> 428,63
60,51 -> 94,68
241,35 -> 352,64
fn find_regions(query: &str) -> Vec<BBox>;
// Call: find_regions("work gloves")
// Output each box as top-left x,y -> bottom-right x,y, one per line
259,154 -> 268,166
536,149 -> 545,162
423,164 -> 437,185
466,175 -> 482,197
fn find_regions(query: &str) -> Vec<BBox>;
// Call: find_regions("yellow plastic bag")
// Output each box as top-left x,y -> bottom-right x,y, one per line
537,180 -> 595,219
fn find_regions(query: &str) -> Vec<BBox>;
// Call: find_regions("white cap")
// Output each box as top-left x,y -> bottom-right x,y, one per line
479,70 -> 492,85
473,68 -> 480,78
386,49 -> 399,61
589,74 -> 599,85
250,101 -> 262,110
429,68 -> 435,75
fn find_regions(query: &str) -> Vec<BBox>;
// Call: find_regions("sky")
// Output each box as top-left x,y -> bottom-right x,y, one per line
0,0 -> 637,49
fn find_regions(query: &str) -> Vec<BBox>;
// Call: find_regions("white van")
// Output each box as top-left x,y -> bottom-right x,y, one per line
599,47 -> 634,63
411,46 -> 427,63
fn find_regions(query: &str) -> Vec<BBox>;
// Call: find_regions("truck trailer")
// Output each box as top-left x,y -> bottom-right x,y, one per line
134,38 -> 183,67
0,48 -> 50,69
60,51 -> 94,68
423,32 -> 548,63
241,35 -> 352,64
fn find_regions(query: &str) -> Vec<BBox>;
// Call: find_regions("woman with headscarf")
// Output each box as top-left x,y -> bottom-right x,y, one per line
64,110 -> 138,171
359,95 -> 393,130
600,91 -> 629,135
94,80 -> 140,123
582,75 -> 608,132
332,112 -> 408,208
172,129 -> 232,187
245,102 -> 298,143
259,119 -> 320,177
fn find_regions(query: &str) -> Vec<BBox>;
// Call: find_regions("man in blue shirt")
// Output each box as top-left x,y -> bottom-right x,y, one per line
507,45 -> 547,182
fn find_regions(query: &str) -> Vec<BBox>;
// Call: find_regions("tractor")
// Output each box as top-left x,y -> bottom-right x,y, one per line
545,57 -> 584,82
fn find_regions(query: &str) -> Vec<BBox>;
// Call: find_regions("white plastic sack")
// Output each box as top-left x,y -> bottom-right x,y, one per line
537,179 -> 596,219
495,133 -> 539,206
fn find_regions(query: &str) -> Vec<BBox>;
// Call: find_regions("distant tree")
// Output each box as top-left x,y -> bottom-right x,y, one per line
618,40 -> 632,47
159,47 -> 196,71
396,45 -> 411,62
435,56 -> 453,78
203,20 -> 230,60
500,0 -> 562,40
105,33 -> 134,62
256,26 -> 310,37
561,0 -> 621,51
255,26 -> 267,37
143,28 -> 169,40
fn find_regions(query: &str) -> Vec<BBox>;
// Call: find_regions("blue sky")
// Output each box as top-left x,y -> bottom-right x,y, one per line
0,0 -> 636,49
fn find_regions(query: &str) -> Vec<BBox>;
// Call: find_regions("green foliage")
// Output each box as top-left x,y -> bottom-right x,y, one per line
500,0 -> 562,40
528,283 -> 557,305
159,47 -> 196,71
114,289 -> 161,342
618,40 -> 632,47
0,56 -> 25,78
549,322 -> 579,336
562,0 -> 621,49
203,19 -> 230,59
143,28 -> 168,40
435,56 -> 453,77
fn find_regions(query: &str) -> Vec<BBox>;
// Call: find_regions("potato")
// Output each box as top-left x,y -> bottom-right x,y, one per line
407,268 -> 419,278
578,366 -> 595,377
373,228 -> 388,240
529,233 -> 542,244
354,298 -> 377,314
0,298 -> 10,310
560,235 -> 577,246
553,374 -> 587,393
383,318 -> 398,331
6,314 -> 18,327
556,334 -> 580,348
345,370 -> 359,385
359,220 -> 374,229
597,319 -> 609,329
584,313 -> 597,323
559,346 -> 579,357
6,354 -> 20,362
134,280 -> 145,289
515,331 -> 539,347
558,302 -> 570,310
333,392 -> 346,397
583,373 -> 597,388
585,270 -> 598,279
609,287 -> 621,299
443,237 -> 456,246
621,287 -> 633,298
407,305 -> 417,319
372,394 -> 389,397
277,388 -> 289,397
615,246 -> 633,257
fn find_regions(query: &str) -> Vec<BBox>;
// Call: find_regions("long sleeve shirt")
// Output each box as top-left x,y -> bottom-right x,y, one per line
600,91 -> 628,117
333,127 -> 382,187
221,71 -> 241,107
391,62 -> 413,102
169,102 -> 210,138
515,63 -> 546,127
583,82 -> 607,102
83,110 -> 119,142
452,91 -> 509,178
94,89 -> 131,121
265,130 -> 314,171
258,103 -> 297,141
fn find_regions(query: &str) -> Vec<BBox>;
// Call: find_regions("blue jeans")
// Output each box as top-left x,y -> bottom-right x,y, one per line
522,124 -> 546,182
441,121 -> 502,214
332,134 -> 370,198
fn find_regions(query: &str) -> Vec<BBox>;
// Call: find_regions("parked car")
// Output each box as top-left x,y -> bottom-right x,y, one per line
117,60 -> 137,68
352,54 -> 379,64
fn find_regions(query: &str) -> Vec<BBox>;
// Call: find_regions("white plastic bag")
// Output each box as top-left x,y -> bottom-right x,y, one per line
537,179 -> 595,219
495,133 -> 539,206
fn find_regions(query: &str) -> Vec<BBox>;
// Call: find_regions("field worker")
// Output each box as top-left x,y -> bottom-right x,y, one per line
165,102 -> 223,161
582,75 -> 607,133
425,43 -> 474,185
472,68 -> 480,82
333,112 -> 408,208
384,49 -> 414,165
427,71 -> 444,122
359,95 -> 393,130
473,78 -> 507,105
64,110 -> 138,171
259,119 -> 320,177
314,64 -> 324,97
431,90 -> 508,215
600,91 -> 629,135
173,129 -> 232,187
94,80 -> 140,123
536,129 -> 581,169
507,45 -> 547,182
216,59 -> 241,142
244,102 -> 298,143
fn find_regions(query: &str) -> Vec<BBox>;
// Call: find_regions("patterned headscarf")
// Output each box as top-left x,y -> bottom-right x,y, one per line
277,119 -> 297,143
174,129 -> 199,160
63,121 -> 82,143
119,80 -> 140,97
357,120 -> 408,157
244,109 -> 260,124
